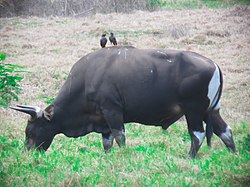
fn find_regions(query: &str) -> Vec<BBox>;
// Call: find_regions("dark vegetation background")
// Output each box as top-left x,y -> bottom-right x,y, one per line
1,0 -> 161,17
0,0 -> 249,17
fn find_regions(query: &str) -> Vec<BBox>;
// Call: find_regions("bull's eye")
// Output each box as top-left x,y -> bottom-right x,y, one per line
26,131 -> 34,139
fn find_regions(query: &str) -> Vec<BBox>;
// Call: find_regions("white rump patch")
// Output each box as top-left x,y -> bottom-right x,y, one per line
207,64 -> 220,110
193,131 -> 205,145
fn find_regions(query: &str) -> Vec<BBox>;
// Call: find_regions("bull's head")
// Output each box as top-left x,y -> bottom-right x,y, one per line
10,105 -> 57,151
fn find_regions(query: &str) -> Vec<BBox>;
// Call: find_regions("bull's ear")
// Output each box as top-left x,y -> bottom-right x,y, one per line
44,104 -> 54,121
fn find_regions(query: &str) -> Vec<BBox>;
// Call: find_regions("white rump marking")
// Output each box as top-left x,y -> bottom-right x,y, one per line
193,131 -> 205,145
207,64 -> 220,109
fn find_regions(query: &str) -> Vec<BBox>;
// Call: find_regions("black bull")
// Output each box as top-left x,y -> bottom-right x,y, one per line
11,46 -> 236,158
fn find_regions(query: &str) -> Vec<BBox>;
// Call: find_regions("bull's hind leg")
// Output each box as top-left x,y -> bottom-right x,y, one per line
210,109 -> 236,152
184,109 -> 206,158
204,112 -> 213,147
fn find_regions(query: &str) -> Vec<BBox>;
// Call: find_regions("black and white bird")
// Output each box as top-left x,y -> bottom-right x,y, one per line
100,33 -> 107,48
109,32 -> 117,45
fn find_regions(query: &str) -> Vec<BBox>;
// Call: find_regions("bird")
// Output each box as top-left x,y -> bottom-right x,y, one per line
100,33 -> 107,48
109,32 -> 117,45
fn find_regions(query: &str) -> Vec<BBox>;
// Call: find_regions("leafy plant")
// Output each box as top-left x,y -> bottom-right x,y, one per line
41,95 -> 55,105
147,0 -> 162,10
0,53 -> 25,107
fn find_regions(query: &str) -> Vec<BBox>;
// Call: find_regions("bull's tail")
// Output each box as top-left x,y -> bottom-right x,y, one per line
204,63 -> 223,146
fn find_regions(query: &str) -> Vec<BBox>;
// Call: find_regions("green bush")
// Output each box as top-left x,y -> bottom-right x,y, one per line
147,0 -> 162,10
0,53 -> 24,107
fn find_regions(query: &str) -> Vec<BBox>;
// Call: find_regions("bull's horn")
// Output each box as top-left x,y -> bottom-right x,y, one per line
10,105 -> 43,119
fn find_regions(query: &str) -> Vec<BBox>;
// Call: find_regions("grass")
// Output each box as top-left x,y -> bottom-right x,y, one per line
1,119 -> 249,186
162,0 -> 250,10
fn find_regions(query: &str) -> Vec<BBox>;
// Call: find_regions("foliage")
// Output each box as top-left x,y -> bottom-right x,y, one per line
41,95 -> 55,105
147,0 -> 162,10
0,53 -> 24,107
161,0 -> 250,10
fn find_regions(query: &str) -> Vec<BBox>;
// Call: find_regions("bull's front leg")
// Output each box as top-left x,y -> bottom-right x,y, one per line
102,109 -> 126,148
102,132 -> 114,153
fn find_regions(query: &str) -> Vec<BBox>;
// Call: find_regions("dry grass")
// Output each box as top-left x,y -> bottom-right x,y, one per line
0,6 -> 250,126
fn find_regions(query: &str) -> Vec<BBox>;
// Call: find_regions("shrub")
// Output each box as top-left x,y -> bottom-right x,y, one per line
0,53 -> 24,107
147,0 -> 162,10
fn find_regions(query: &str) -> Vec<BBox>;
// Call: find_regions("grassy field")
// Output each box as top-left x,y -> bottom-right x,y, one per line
1,2 -> 250,187
0,121 -> 249,186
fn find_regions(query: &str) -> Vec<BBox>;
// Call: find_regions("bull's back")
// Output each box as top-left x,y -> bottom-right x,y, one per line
88,47 -> 216,123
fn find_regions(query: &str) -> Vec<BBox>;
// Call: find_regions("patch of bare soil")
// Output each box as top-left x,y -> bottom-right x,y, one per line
0,6 -> 250,125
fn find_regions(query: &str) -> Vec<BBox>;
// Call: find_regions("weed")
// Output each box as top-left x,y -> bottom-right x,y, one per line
0,53 -> 25,107
41,95 -> 55,104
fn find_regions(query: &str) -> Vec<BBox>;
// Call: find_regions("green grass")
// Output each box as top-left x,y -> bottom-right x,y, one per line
1,120 -> 249,187
161,0 -> 250,10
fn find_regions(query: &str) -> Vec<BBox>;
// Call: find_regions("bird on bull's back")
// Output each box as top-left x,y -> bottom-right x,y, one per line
109,32 -> 117,45
100,33 -> 107,48
10,46 -> 236,158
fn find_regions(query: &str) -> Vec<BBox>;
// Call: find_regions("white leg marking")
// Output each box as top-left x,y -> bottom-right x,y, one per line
220,126 -> 232,144
121,128 -> 126,136
103,134 -> 114,145
208,64 -> 220,109
193,131 -> 205,145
